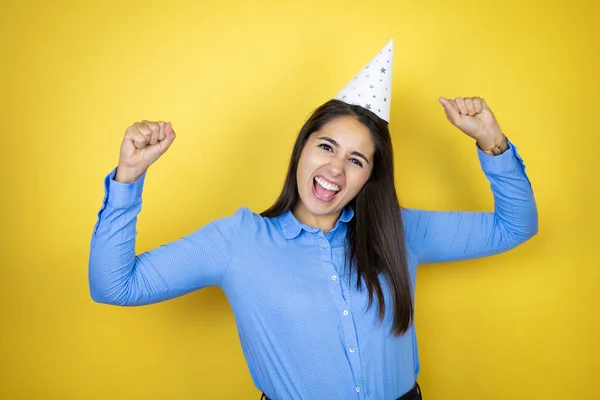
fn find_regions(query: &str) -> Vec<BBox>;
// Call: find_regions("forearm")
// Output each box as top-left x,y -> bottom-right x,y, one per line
479,139 -> 538,243
88,168 -> 146,305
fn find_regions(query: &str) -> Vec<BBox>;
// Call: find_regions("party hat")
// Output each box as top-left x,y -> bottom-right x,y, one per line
334,39 -> 394,122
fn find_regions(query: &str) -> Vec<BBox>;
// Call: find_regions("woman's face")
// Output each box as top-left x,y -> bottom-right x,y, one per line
294,115 -> 375,225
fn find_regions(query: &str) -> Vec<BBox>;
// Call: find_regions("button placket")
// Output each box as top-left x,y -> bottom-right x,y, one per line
335,288 -> 363,392
318,234 -> 364,396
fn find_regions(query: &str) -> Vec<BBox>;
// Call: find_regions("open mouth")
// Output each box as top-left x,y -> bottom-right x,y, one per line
312,176 -> 340,202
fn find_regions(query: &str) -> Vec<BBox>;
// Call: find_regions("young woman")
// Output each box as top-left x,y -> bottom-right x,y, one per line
89,43 -> 538,400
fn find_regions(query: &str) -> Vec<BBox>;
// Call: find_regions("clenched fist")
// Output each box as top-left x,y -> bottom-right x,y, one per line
115,120 -> 176,183
438,97 -> 504,150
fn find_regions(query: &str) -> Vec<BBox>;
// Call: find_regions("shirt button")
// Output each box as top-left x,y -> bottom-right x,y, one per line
331,275 -> 337,280
356,386 -> 360,392
322,243 -> 329,249
343,310 -> 349,316
349,347 -> 355,353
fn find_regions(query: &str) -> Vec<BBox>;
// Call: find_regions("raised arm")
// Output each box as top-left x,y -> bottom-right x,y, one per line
89,120 -> 242,305
402,139 -> 538,265
401,96 -> 538,265
88,167 -> 243,305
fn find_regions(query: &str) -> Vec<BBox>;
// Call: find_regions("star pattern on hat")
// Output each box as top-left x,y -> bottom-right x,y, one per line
333,39 -> 394,122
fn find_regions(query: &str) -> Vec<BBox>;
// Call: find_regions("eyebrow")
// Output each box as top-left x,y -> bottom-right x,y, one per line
317,136 -> 370,164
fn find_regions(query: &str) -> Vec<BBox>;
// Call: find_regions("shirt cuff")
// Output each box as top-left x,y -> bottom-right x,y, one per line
104,166 -> 147,208
477,138 -> 525,172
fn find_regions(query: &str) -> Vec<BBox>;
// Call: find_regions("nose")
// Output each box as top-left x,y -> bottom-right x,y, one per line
328,156 -> 344,177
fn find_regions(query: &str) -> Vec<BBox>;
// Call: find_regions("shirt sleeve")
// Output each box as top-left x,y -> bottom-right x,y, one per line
401,139 -> 538,265
88,167 -> 244,306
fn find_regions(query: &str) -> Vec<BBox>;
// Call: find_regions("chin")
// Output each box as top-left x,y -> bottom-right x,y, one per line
306,196 -> 347,216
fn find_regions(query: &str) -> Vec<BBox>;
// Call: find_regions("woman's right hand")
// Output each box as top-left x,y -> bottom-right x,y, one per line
115,120 -> 176,183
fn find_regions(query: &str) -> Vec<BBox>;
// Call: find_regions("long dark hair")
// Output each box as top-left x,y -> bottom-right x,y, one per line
261,99 -> 413,336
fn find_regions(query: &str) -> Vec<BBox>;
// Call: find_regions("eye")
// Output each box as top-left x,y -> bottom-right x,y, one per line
350,158 -> 363,167
318,143 -> 333,152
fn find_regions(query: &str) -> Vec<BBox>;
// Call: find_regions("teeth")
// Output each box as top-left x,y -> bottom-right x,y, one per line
315,176 -> 340,192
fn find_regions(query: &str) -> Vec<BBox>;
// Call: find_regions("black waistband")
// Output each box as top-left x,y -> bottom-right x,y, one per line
398,381 -> 422,400
260,381 -> 421,400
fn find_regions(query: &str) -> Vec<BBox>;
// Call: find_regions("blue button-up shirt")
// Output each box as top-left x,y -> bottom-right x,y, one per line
89,140 -> 537,399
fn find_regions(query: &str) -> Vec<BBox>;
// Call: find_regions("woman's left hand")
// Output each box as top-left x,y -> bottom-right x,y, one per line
439,96 -> 504,149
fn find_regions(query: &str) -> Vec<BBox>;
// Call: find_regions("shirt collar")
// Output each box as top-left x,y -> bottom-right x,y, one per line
278,206 -> 355,240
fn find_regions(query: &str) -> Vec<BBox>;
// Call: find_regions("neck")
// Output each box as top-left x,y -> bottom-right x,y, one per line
292,203 -> 341,233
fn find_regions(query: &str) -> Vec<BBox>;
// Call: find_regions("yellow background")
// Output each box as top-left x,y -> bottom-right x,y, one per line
2,0 -> 598,398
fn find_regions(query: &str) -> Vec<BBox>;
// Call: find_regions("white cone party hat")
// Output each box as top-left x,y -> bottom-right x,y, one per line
334,39 -> 394,122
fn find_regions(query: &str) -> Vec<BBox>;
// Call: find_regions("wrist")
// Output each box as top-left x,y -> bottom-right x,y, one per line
477,133 -> 509,156
115,165 -> 146,184
476,129 -> 504,150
